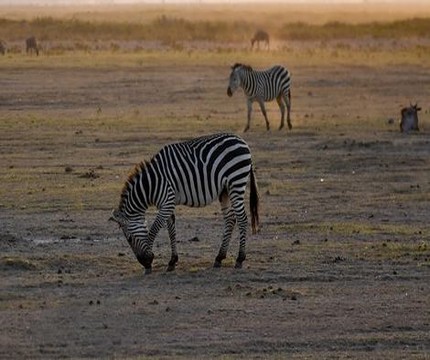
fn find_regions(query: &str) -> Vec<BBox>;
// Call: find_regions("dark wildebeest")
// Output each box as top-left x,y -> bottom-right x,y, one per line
0,40 -> 6,55
251,30 -> 270,50
26,36 -> 39,56
400,103 -> 421,133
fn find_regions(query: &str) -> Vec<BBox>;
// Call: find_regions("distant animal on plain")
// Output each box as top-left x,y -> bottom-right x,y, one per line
26,36 -> 39,56
251,30 -> 270,50
227,63 -> 292,132
400,103 -> 421,133
0,40 -> 6,55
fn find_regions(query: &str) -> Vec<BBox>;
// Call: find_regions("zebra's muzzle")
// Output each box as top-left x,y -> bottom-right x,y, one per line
227,87 -> 233,97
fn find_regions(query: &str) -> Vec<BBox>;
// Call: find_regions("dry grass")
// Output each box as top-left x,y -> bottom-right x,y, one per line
2,15 -> 430,43
2,3 -> 430,24
1,3 -> 430,50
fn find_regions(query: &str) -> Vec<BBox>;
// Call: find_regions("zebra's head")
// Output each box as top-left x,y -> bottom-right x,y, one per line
109,209 -> 135,244
110,209 -> 150,265
227,63 -> 244,97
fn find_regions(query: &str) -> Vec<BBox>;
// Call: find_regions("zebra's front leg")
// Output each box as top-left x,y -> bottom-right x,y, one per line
136,251 -> 155,275
166,214 -> 178,272
214,196 -> 236,268
257,100 -> 270,131
244,99 -> 253,132
147,199 -> 175,274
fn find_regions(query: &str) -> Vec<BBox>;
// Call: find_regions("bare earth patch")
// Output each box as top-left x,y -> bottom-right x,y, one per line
0,49 -> 429,359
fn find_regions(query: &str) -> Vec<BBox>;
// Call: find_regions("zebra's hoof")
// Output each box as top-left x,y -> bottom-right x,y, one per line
166,264 -> 176,272
234,262 -> 243,269
213,261 -> 222,268
288,123 -> 292,130
144,267 -> 152,275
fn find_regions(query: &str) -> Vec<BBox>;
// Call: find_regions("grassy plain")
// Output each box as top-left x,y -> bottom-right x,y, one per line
1,3 -> 430,360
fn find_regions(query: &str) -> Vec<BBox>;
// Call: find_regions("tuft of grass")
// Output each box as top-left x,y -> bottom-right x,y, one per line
374,240 -> 429,262
1,256 -> 38,271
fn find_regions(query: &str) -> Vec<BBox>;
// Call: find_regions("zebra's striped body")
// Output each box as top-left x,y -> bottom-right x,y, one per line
110,133 -> 259,274
227,63 -> 292,132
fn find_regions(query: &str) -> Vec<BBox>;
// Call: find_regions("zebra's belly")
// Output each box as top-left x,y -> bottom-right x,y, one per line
176,191 -> 219,208
250,94 -> 277,102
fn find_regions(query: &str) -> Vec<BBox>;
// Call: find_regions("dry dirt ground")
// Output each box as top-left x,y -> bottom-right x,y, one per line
1,52 -> 429,359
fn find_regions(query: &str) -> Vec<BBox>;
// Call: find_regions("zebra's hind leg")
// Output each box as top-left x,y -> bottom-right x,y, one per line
276,95 -> 286,130
230,194 -> 248,269
285,91 -> 292,130
166,214 -> 179,272
214,191 -> 236,268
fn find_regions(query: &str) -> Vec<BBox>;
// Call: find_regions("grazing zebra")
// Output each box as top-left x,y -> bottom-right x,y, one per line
110,133 -> 260,274
251,30 -> 270,50
26,36 -> 39,56
400,103 -> 421,133
227,63 -> 292,132
0,40 -> 6,55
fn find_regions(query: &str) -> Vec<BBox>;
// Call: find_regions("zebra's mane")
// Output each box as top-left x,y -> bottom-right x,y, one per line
232,63 -> 253,71
118,161 -> 150,209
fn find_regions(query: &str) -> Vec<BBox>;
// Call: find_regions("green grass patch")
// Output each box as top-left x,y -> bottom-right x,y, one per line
375,240 -> 429,262
1,256 -> 39,271
1,253 -> 137,274
277,221 -> 430,238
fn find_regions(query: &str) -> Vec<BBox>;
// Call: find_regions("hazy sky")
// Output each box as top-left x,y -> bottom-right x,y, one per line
0,0 -> 425,4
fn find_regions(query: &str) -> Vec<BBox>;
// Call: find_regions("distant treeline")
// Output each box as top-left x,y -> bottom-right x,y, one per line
1,16 -> 429,43
280,18 -> 430,41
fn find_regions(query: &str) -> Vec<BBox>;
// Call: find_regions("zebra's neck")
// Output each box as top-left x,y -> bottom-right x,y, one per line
119,160 -> 158,216
240,68 -> 256,97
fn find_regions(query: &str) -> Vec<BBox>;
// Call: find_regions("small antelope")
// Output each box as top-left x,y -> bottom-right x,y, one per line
251,30 -> 270,50
26,36 -> 39,56
400,103 -> 421,133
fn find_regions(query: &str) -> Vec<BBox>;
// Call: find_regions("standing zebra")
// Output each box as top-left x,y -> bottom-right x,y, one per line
227,63 -> 292,132
110,133 -> 260,274
26,36 -> 39,56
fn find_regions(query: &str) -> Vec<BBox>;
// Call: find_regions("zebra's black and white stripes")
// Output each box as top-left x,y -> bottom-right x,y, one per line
227,63 -> 292,132
110,133 -> 259,274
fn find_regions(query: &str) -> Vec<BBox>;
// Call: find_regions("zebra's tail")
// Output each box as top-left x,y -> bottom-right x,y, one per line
250,164 -> 260,234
